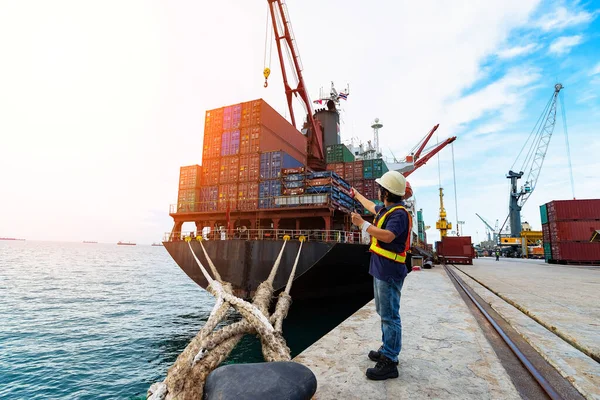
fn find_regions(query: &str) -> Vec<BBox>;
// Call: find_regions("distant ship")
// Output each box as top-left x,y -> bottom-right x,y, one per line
151,243 -> 164,247
0,237 -> 25,241
83,241 -> 98,244
117,241 -> 136,246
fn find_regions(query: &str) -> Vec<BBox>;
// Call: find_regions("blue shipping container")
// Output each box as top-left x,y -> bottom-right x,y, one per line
221,130 -> 240,156
259,179 -> 282,198
260,151 -> 303,180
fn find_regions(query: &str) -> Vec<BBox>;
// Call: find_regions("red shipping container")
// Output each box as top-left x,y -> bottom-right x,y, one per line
307,178 -> 332,186
327,162 -> 345,178
353,160 -> 364,179
283,188 -> 305,196
219,156 -> 239,184
440,236 -> 473,256
363,179 -> 376,199
542,224 -> 550,243
344,163 -> 355,181
351,179 -> 364,193
282,166 -> 305,175
550,242 -> 600,261
238,153 -> 260,182
549,220 -> 600,242
202,158 -> 221,186
237,182 -> 259,211
218,183 -> 238,211
546,199 -> 600,222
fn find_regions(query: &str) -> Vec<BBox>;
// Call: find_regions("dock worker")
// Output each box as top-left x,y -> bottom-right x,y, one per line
350,171 -> 411,381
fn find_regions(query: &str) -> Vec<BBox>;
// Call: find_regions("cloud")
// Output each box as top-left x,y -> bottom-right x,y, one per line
535,6 -> 594,31
496,43 -> 539,59
549,35 -> 582,55
591,62 -> 600,76
443,67 -> 541,134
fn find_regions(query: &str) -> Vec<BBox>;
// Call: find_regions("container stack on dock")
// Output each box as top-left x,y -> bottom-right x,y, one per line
540,199 -> 600,264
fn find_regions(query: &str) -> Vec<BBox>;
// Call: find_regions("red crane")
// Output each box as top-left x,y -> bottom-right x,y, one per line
387,124 -> 457,177
267,0 -> 325,171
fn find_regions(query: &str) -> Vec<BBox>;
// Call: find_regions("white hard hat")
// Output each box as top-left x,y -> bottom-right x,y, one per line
375,171 -> 406,196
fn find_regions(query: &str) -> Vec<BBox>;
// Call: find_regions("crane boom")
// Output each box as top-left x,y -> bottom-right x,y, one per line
476,213 -> 495,232
404,136 -> 457,177
267,0 -> 325,169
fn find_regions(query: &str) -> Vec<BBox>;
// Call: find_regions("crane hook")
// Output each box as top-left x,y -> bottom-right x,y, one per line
263,67 -> 271,88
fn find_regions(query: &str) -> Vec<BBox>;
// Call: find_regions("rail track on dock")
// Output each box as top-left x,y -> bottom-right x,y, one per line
444,263 -> 586,400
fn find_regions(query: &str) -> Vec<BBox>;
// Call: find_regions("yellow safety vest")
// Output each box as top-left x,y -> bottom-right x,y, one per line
369,205 -> 412,263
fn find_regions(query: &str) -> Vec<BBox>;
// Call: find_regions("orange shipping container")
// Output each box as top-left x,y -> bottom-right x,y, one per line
237,182 -> 259,211
179,165 -> 202,189
240,99 -> 307,164
239,153 -> 260,182
219,156 -> 239,184
202,158 -> 221,186
218,183 -> 238,211
202,132 -> 222,161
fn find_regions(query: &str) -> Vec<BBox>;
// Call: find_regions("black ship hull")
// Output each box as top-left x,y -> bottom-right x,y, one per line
163,240 -> 374,301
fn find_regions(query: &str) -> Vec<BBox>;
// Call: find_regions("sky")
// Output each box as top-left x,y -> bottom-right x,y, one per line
0,0 -> 598,244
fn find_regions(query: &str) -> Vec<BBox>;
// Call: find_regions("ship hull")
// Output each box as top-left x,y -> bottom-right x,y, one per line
163,240 -> 374,301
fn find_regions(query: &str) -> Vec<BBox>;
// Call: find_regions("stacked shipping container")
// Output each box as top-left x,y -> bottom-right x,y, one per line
177,165 -> 203,212
540,199 -> 600,263
198,99 -> 308,212
177,98 -> 388,216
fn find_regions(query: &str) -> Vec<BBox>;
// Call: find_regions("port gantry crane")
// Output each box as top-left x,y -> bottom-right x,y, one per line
266,0 -> 325,171
504,83 -> 565,238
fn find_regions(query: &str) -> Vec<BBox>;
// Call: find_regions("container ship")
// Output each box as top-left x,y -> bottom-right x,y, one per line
163,1 -> 455,301
163,98 -> 452,301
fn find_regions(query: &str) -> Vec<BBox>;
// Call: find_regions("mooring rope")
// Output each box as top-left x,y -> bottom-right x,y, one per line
148,237 -> 304,400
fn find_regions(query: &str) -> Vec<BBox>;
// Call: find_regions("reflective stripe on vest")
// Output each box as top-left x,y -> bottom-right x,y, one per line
369,205 -> 412,263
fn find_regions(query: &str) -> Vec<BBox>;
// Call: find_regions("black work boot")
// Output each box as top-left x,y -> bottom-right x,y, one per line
368,347 -> 398,365
366,355 -> 399,380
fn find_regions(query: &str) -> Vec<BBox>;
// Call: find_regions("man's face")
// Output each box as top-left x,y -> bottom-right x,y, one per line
378,185 -> 386,203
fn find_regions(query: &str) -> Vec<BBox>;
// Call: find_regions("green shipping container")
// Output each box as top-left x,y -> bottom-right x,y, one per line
373,159 -> 388,179
543,242 -> 552,262
325,144 -> 354,163
363,160 -> 374,179
540,204 -> 548,225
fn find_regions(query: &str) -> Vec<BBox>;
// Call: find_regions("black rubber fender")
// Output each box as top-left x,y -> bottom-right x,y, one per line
204,361 -> 317,400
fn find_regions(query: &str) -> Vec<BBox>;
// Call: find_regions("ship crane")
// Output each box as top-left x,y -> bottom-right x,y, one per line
503,83 -> 566,237
386,124 -> 457,177
267,0 -> 325,170
476,213 -> 499,243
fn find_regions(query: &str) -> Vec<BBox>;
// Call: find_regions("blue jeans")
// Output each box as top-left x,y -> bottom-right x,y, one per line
373,276 -> 404,363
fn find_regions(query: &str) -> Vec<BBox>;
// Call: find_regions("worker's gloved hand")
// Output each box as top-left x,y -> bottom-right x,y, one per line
350,187 -> 356,198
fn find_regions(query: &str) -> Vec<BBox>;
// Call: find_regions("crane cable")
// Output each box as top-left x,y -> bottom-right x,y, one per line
511,92 -> 554,172
559,92 -> 576,199
263,7 -> 273,87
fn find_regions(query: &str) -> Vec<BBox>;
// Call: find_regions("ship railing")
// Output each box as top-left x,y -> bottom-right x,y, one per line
163,229 -> 368,244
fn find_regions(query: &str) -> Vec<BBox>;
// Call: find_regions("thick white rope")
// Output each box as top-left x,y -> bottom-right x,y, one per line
284,241 -> 303,294
266,240 -> 288,285
199,239 -> 223,282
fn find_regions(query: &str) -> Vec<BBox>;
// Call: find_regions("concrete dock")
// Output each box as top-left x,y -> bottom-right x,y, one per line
294,258 -> 599,399
294,266 -> 521,400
